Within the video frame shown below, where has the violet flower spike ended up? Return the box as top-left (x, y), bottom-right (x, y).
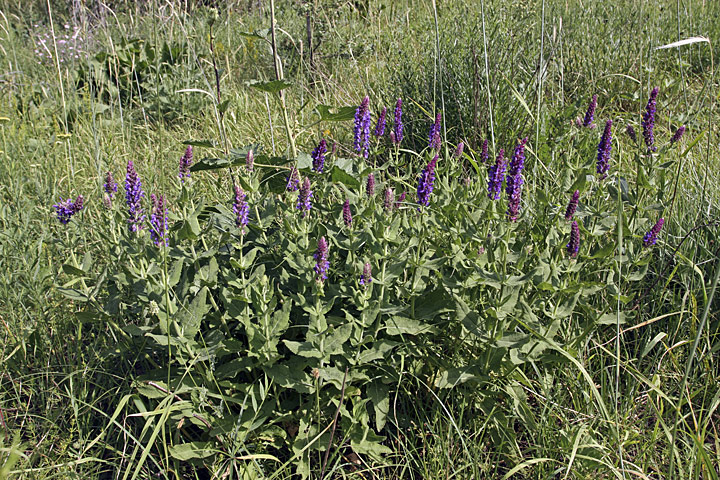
top-left (384, 187), bottom-right (395, 212)
top-left (233, 185), bottom-right (250, 233)
top-left (366, 173), bottom-right (376, 197)
top-left (125, 159), bottom-right (145, 232)
top-left (643, 218), bottom-right (664, 247)
top-left (567, 221), bottom-right (580, 258)
top-left (311, 139), bottom-right (327, 173)
top-left (53, 195), bottom-right (84, 224)
top-left (596, 120), bottom-right (612, 179)
top-left (246, 149), bottom-right (254, 172)
top-left (374, 106), bottom-right (387, 137)
top-left (671, 125), bottom-right (686, 144)
top-left (359, 262), bottom-right (372, 286)
top-left (353, 96), bottom-right (371, 158)
top-left (454, 141), bottom-right (465, 161)
top-left (297, 177), bottom-right (313, 218)
top-left (395, 191), bottom-right (406, 209)
top-left (104, 171), bottom-right (118, 198)
top-left (480, 139), bottom-right (489, 164)
top-left (342, 199), bottom-right (352, 227)
top-left (505, 137), bottom-right (528, 222)
top-left (626, 124), bottom-right (637, 143)
top-left (417, 155), bottom-right (438, 207)
top-left (179, 145), bottom-right (193, 182)
top-left (313, 236), bottom-right (330, 282)
top-left (583, 94), bottom-right (597, 128)
top-left (564, 190), bottom-right (580, 221)
top-left (286, 166), bottom-right (300, 191)
top-left (149, 194), bottom-right (168, 246)
top-left (428, 113), bottom-right (442, 150)
top-left (642, 87), bottom-right (659, 152)
top-left (393, 98), bottom-right (404, 144)
top-left (487, 148), bottom-right (506, 200)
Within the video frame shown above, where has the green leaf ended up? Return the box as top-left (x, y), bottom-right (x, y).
top-left (190, 156), bottom-right (231, 172)
top-left (182, 139), bottom-right (216, 148)
top-left (248, 79), bottom-right (293, 94)
top-left (57, 288), bottom-right (90, 303)
top-left (62, 264), bottom-right (87, 277)
top-left (315, 104), bottom-right (357, 122)
top-left (385, 317), bottom-right (434, 336)
top-left (330, 165), bottom-right (361, 189)
top-left (169, 442), bottom-right (215, 460)
top-left (368, 381), bottom-right (390, 431)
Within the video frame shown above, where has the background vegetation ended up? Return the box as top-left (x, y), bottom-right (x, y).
top-left (0, 0), bottom-right (719, 478)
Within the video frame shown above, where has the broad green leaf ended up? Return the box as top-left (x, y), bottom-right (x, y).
top-left (315, 104), bottom-right (357, 122)
top-left (248, 79), bottom-right (293, 94)
top-left (385, 317), bottom-right (434, 336)
top-left (169, 442), bottom-right (215, 460)
top-left (330, 165), bottom-right (360, 189)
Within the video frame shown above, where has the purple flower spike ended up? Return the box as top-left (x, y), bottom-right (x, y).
top-left (505, 137), bottom-right (528, 222)
top-left (374, 107), bottom-right (387, 137)
top-left (393, 98), bottom-right (404, 144)
top-left (246, 149), bottom-right (254, 172)
top-left (564, 190), bottom-right (580, 221)
top-left (179, 145), bottom-right (193, 182)
top-left (671, 126), bottom-right (686, 144)
top-left (395, 191), bottom-right (406, 209)
top-left (596, 120), bottom-right (613, 179)
top-left (354, 96), bottom-right (371, 158)
top-left (480, 139), bottom-right (489, 164)
top-left (366, 173), bottom-right (376, 197)
top-left (359, 262), bottom-right (372, 286)
top-left (314, 236), bottom-right (330, 282)
top-left (286, 166), bottom-right (300, 191)
top-left (454, 142), bottom-right (465, 160)
top-left (150, 194), bottom-right (168, 246)
top-left (233, 185), bottom-right (250, 233)
top-left (583, 95), bottom-right (597, 128)
top-left (417, 155), bottom-right (438, 207)
top-left (567, 221), bottom-right (580, 258)
top-left (125, 159), bottom-right (145, 232)
top-left (54, 195), bottom-right (84, 224)
top-left (428, 113), bottom-right (442, 150)
top-left (487, 148), bottom-right (506, 200)
top-left (311, 139), bottom-right (327, 173)
top-left (343, 199), bottom-right (352, 227)
top-left (642, 87), bottom-right (659, 152)
top-left (104, 171), bottom-right (118, 198)
top-left (626, 124), bottom-right (637, 143)
top-left (297, 177), bottom-right (313, 218)
top-left (384, 187), bottom-right (395, 212)
top-left (643, 218), bottom-right (664, 247)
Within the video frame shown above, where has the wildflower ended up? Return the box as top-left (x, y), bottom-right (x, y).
top-left (395, 191), bottom-right (406, 209)
top-left (311, 139), bottom-right (327, 173)
top-left (343, 199), bottom-right (352, 227)
top-left (354, 96), bottom-right (371, 158)
top-left (564, 190), bottom-right (580, 221)
top-left (233, 185), bottom-right (250, 232)
top-left (643, 218), bottom-right (664, 247)
top-left (314, 236), bottom-right (330, 282)
top-left (487, 148), bottom-right (506, 200)
top-left (428, 113), bottom-right (442, 150)
top-left (125, 159), bottom-right (145, 232)
top-left (454, 141), bottom-right (465, 160)
top-left (642, 87), bottom-right (659, 152)
top-left (331, 141), bottom-right (338, 156)
top-left (286, 166), bottom-right (300, 191)
top-left (246, 149), bottom-right (254, 172)
top-left (374, 106), bottom-right (387, 137)
top-left (149, 194), bottom-right (168, 246)
top-left (417, 154), bottom-right (438, 207)
top-left (297, 177), bottom-right (313, 217)
top-left (596, 120), bottom-right (612, 179)
top-left (626, 124), bottom-right (637, 143)
top-left (480, 139), bottom-right (489, 164)
top-left (393, 98), bottom-right (404, 144)
top-left (54, 195), bottom-right (84, 224)
top-left (383, 187), bottom-right (395, 212)
top-left (505, 137), bottom-right (528, 222)
top-left (104, 171), bottom-right (118, 198)
top-left (583, 94), bottom-right (597, 128)
top-left (366, 173), bottom-right (376, 197)
top-left (359, 262), bottom-right (372, 286)
top-left (179, 145), bottom-right (193, 182)
top-left (567, 221), bottom-right (580, 258)
top-left (671, 125), bottom-right (686, 144)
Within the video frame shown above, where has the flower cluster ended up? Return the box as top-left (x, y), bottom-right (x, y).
top-left (583, 94), bottom-right (597, 128)
top-left (642, 87), bottom-right (659, 152)
top-left (311, 139), bottom-right (327, 173)
top-left (671, 126), bottom-right (686, 144)
top-left (359, 262), bottom-right (372, 286)
top-left (246, 150), bottom-right (254, 172)
top-left (567, 221), bottom-right (580, 258)
top-left (297, 177), bottom-right (313, 217)
top-left (417, 155), bottom-right (438, 207)
top-left (428, 113), bottom-right (442, 150)
top-left (392, 98), bottom-right (404, 145)
top-left (125, 160), bottom-right (145, 232)
top-left (564, 190), bottom-right (580, 221)
top-left (104, 171), bottom-right (118, 201)
top-left (643, 218), bottom-right (664, 247)
top-left (354, 96), bottom-right (371, 158)
top-left (234, 185), bottom-right (250, 232)
top-left (374, 107), bottom-right (387, 137)
top-left (626, 124), bottom-right (637, 143)
top-left (383, 187), bottom-right (395, 212)
top-left (480, 139), bottom-right (489, 164)
top-left (366, 173), bottom-right (376, 197)
top-left (314, 236), bottom-right (330, 282)
top-left (505, 137), bottom-right (527, 221)
top-left (149, 194), bottom-right (168, 246)
top-left (179, 146), bottom-right (193, 182)
top-left (454, 142), bottom-right (465, 161)
top-left (286, 167), bottom-right (300, 191)
top-left (487, 149), bottom-right (506, 200)
top-left (33, 23), bottom-right (85, 65)
top-left (53, 195), bottom-right (84, 224)
top-left (396, 191), bottom-right (406, 209)
top-left (596, 120), bottom-right (612, 179)
top-left (343, 199), bottom-right (352, 227)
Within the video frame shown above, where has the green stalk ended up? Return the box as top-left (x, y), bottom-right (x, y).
top-left (269, 0), bottom-right (298, 159)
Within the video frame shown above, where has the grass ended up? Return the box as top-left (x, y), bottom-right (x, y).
top-left (1, 0), bottom-right (720, 478)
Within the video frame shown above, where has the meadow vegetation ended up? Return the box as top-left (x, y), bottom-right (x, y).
top-left (1, 0), bottom-right (719, 478)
